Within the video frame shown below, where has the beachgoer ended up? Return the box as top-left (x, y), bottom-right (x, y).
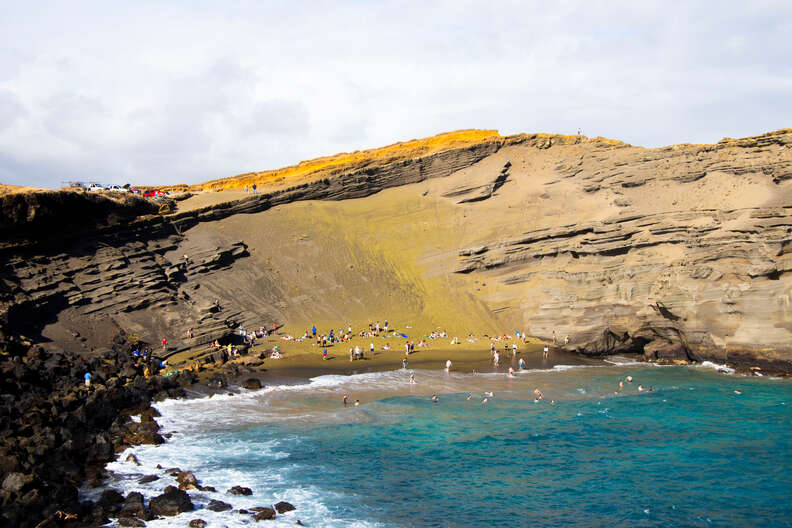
top-left (405, 342), bottom-right (410, 356)
top-left (619, 380), bottom-right (624, 390)
top-left (161, 338), bottom-right (168, 350)
top-left (482, 397), bottom-right (488, 404)
top-left (349, 348), bottom-right (354, 361)
top-left (552, 331), bottom-right (557, 344)
top-left (384, 321), bottom-right (389, 332)
top-left (508, 367), bottom-right (514, 377)
top-left (543, 346), bottom-right (549, 359)
top-left (343, 394), bottom-right (348, 406)
top-left (734, 390), bottom-right (742, 395)
top-left (467, 393), bottom-right (472, 401)
top-left (312, 326), bottom-right (316, 337)
top-left (370, 342), bottom-right (374, 355)
top-left (446, 359), bottom-right (452, 371)
top-left (354, 400), bottom-right (360, 406)
top-left (512, 343), bottom-right (517, 354)
top-left (252, 183), bottom-right (257, 194)
top-left (534, 388), bottom-right (543, 401)
top-left (638, 385), bottom-right (644, 392)
top-left (403, 358), bottom-right (408, 369)
top-left (626, 375), bottom-right (633, 383)
top-left (84, 372), bottom-right (91, 388)
top-left (409, 372), bottom-right (416, 384)
top-left (519, 358), bottom-right (525, 369)
top-left (187, 327), bottom-right (193, 339)
top-left (494, 351), bottom-right (499, 366)
top-left (322, 347), bottom-right (328, 360)
top-left (431, 394), bottom-right (438, 403)
top-left (564, 335), bottom-right (569, 345)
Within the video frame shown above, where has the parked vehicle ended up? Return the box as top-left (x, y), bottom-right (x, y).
top-left (87, 183), bottom-right (104, 191)
top-left (105, 185), bottom-right (128, 192)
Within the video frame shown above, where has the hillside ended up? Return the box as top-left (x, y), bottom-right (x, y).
top-left (1, 128), bottom-right (791, 371)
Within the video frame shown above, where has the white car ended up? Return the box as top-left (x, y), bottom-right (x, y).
top-left (105, 185), bottom-right (128, 192)
top-left (87, 183), bottom-right (104, 191)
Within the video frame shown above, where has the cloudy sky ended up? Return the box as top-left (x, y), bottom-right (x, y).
top-left (0, 1), bottom-right (789, 188)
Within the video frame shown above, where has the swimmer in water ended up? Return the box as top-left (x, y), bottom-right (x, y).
top-left (619, 380), bottom-right (624, 390)
top-left (409, 372), bottom-right (416, 384)
top-left (550, 400), bottom-right (555, 405)
top-left (508, 367), bottom-right (514, 377)
top-left (354, 400), bottom-right (360, 406)
top-left (484, 391), bottom-right (494, 397)
top-left (482, 397), bottom-right (488, 404)
top-left (466, 393), bottom-right (472, 401)
top-left (431, 394), bottom-right (439, 403)
top-left (534, 388), bottom-right (543, 401)
top-left (638, 385), bottom-right (644, 392)
top-left (734, 390), bottom-right (742, 395)
top-left (342, 394), bottom-right (348, 406)
top-left (626, 375), bottom-right (633, 383)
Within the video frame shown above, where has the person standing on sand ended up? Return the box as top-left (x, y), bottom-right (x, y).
top-left (252, 184), bottom-right (257, 194)
top-left (494, 351), bottom-right (499, 366)
top-left (405, 342), bottom-right (410, 356)
top-left (370, 342), bottom-right (374, 355)
top-left (322, 347), bottom-right (328, 360)
top-left (403, 358), bottom-right (408, 369)
top-left (446, 359), bottom-right (452, 371)
top-left (519, 357), bottom-right (526, 370)
top-left (543, 345), bottom-right (549, 359)
top-left (343, 394), bottom-right (348, 406)
top-left (312, 326), bottom-right (316, 338)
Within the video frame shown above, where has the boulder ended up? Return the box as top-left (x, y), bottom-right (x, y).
top-left (189, 520), bottom-right (207, 528)
top-left (176, 471), bottom-right (199, 490)
top-left (138, 475), bottom-right (159, 484)
top-left (1, 472), bottom-right (36, 494)
top-left (254, 507), bottom-right (276, 520)
top-left (241, 378), bottom-right (262, 390)
top-left (94, 488), bottom-right (124, 514)
top-left (207, 499), bottom-right (233, 512)
top-left (274, 501), bottom-right (296, 513)
top-left (118, 517), bottom-right (147, 527)
top-left (119, 491), bottom-right (150, 520)
top-left (148, 486), bottom-right (194, 517)
top-left (227, 485), bottom-right (253, 496)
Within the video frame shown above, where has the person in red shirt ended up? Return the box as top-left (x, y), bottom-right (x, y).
top-left (161, 338), bottom-right (167, 350)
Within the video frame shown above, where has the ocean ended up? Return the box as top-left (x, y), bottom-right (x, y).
top-left (96, 362), bottom-right (792, 527)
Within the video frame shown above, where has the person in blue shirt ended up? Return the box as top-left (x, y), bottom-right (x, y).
top-left (84, 372), bottom-right (92, 388)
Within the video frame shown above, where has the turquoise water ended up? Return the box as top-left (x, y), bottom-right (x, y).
top-left (106, 366), bottom-right (792, 527)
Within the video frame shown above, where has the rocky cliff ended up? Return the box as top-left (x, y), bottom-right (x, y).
top-left (1, 129), bottom-right (790, 371)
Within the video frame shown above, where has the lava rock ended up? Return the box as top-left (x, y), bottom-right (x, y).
top-left (148, 486), bottom-right (194, 517)
top-left (227, 485), bottom-right (253, 496)
top-left (189, 520), bottom-right (207, 528)
top-left (207, 499), bottom-right (233, 512)
top-left (274, 501), bottom-right (296, 514)
top-left (138, 475), bottom-right (159, 484)
top-left (241, 378), bottom-right (262, 390)
top-left (119, 491), bottom-right (150, 520)
top-left (118, 517), bottom-right (147, 527)
top-left (254, 507), bottom-right (276, 520)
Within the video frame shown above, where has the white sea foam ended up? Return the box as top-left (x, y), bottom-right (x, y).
top-left (697, 361), bottom-right (736, 374)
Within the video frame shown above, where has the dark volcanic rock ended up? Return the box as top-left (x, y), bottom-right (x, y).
top-left (118, 517), bottom-right (147, 527)
top-left (274, 501), bottom-right (296, 513)
top-left (148, 486), bottom-right (194, 517)
top-left (227, 485), bottom-right (253, 496)
top-left (207, 499), bottom-right (233, 512)
top-left (254, 507), bottom-right (276, 520)
top-left (189, 520), bottom-right (207, 528)
top-left (118, 491), bottom-right (150, 521)
top-left (138, 475), bottom-right (159, 484)
top-left (241, 378), bottom-right (262, 390)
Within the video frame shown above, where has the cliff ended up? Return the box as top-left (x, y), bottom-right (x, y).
top-left (1, 128), bottom-right (791, 371)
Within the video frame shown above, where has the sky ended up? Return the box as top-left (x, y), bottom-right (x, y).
top-left (0, 1), bottom-right (789, 189)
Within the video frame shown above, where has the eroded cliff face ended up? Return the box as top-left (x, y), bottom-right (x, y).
top-left (1, 129), bottom-right (790, 369)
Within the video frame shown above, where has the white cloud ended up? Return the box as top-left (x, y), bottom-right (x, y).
top-left (0, 0), bottom-right (789, 188)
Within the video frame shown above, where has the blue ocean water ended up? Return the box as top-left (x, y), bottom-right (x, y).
top-left (104, 365), bottom-right (792, 528)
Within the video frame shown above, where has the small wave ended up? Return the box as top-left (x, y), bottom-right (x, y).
top-left (697, 361), bottom-right (735, 374)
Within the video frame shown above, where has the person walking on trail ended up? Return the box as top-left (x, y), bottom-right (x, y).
top-left (252, 184), bottom-right (257, 194)
top-left (84, 372), bottom-right (91, 388)
top-left (161, 338), bottom-right (168, 351)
